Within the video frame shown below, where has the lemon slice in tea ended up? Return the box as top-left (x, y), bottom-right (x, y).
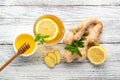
top-left (36, 18), bottom-right (58, 42)
top-left (34, 15), bottom-right (64, 44)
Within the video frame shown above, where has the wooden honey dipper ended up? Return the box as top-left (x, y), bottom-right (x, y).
top-left (0, 42), bottom-right (30, 71)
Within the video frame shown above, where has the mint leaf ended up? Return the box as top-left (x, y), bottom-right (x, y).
top-left (78, 42), bottom-right (84, 48)
top-left (39, 37), bottom-right (44, 44)
top-left (43, 35), bottom-right (49, 38)
top-left (71, 42), bottom-right (78, 47)
top-left (80, 37), bottom-right (86, 41)
top-left (34, 35), bottom-right (40, 42)
top-left (34, 34), bottom-right (49, 44)
top-left (65, 45), bottom-right (82, 57)
top-left (64, 37), bottom-right (87, 57)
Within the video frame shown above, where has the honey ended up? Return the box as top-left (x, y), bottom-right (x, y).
top-left (14, 34), bottom-right (36, 56)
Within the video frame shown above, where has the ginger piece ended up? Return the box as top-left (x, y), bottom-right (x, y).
top-left (54, 50), bottom-right (62, 64)
top-left (63, 32), bottom-right (74, 45)
top-left (63, 18), bottom-right (103, 62)
top-left (47, 52), bottom-right (57, 64)
top-left (63, 51), bottom-right (74, 63)
top-left (44, 56), bottom-right (55, 68)
top-left (44, 50), bottom-right (62, 68)
top-left (73, 18), bottom-right (102, 41)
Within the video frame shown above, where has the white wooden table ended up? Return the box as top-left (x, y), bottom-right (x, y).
top-left (0, 0), bottom-right (120, 80)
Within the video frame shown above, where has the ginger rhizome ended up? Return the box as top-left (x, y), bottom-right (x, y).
top-left (63, 18), bottom-right (103, 62)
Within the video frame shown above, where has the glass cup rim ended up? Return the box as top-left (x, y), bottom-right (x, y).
top-left (33, 14), bottom-right (65, 44)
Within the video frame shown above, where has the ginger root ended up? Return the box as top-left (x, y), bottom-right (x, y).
top-left (63, 18), bottom-right (103, 62)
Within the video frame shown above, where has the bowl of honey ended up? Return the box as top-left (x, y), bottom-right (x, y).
top-left (13, 33), bottom-right (37, 57)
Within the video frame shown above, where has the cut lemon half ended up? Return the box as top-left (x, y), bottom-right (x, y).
top-left (35, 18), bottom-right (59, 42)
top-left (87, 46), bottom-right (106, 65)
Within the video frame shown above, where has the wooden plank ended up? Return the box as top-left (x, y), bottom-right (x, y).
top-left (0, 0), bottom-right (120, 6)
top-left (0, 6), bottom-right (119, 19)
top-left (0, 19), bottom-right (120, 44)
top-left (0, 6), bottom-right (120, 43)
top-left (0, 44), bottom-right (120, 79)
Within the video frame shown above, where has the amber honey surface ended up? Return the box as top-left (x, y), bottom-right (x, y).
top-left (14, 34), bottom-right (36, 56)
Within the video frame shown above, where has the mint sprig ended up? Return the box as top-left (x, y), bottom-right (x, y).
top-left (65, 37), bottom-right (86, 57)
top-left (34, 34), bottom-right (49, 44)
top-left (65, 45), bottom-right (82, 57)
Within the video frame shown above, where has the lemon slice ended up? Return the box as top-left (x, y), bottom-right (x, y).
top-left (35, 18), bottom-right (59, 42)
top-left (87, 46), bottom-right (106, 65)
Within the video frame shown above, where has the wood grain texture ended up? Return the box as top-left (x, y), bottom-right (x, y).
top-left (0, 0), bottom-right (120, 80)
top-left (0, 6), bottom-right (120, 44)
top-left (0, 0), bottom-right (120, 6)
top-left (0, 44), bottom-right (120, 80)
